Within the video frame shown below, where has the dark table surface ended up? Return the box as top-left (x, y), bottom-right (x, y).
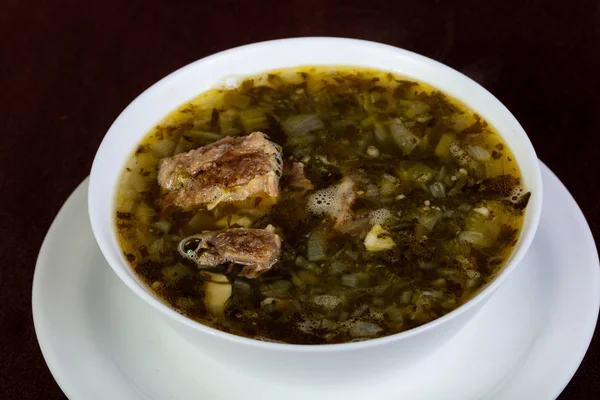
top-left (1, 0), bottom-right (599, 398)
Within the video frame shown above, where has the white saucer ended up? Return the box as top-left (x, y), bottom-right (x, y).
top-left (33, 162), bottom-right (599, 400)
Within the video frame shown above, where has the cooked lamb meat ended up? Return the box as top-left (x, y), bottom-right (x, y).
top-left (178, 225), bottom-right (282, 278)
top-left (158, 132), bottom-right (282, 210)
top-left (286, 162), bottom-right (314, 194)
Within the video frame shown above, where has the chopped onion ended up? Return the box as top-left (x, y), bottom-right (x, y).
top-left (233, 278), bottom-right (252, 294)
top-left (418, 209), bottom-right (443, 231)
top-left (400, 290), bottom-right (413, 304)
top-left (282, 114), bottom-right (325, 136)
top-left (307, 231), bottom-right (327, 261)
top-left (467, 145), bottom-right (491, 161)
top-left (341, 273), bottom-right (368, 287)
top-left (151, 220), bottom-right (171, 233)
top-left (240, 108), bottom-right (268, 132)
top-left (351, 304), bottom-right (369, 317)
top-left (128, 171), bottom-right (150, 193)
top-left (458, 231), bottom-right (489, 247)
top-left (399, 99), bottom-right (431, 119)
top-left (151, 140), bottom-right (176, 158)
top-left (135, 202), bottom-right (157, 224)
top-left (329, 260), bottom-right (351, 274)
top-left (388, 119), bottom-right (420, 155)
top-left (218, 110), bottom-right (241, 136)
top-left (312, 295), bottom-right (342, 310)
top-left (429, 182), bottom-right (446, 199)
top-left (385, 306), bottom-right (405, 322)
top-left (436, 165), bottom-right (448, 181)
top-left (350, 321), bottom-right (382, 337)
top-left (260, 280), bottom-right (293, 297)
top-left (466, 270), bottom-right (481, 281)
top-left (148, 237), bottom-right (167, 260)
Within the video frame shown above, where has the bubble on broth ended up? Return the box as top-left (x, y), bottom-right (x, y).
top-left (369, 208), bottom-right (393, 225)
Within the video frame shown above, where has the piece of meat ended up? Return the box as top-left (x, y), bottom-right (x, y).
top-left (178, 225), bottom-right (282, 278)
top-left (286, 162), bottom-right (314, 194)
top-left (158, 132), bottom-right (282, 210)
top-left (331, 178), bottom-right (357, 229)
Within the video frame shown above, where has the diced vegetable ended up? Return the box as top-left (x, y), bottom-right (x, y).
top-left (366, 145), bottom-right (380, 157)
top-left (224, 92), bottom-right (252, 109)
top-left (135, 202), bottom-right (156, 225)
top-left (398, 99), bottom-right (431, 120)
top-left (429, 182), bottom-right (446, 199)
top-left (468, 145), bottom-right (491, 161)
top-left (281, 114), bottom-right (325, 136)
top-left (400, 290), bottom-right (413, 304)
top-left (218, 110), bottom-right (241, 136)
top-left (204, 280), bottom-right (232, 316)
top-left (216, 214), bottom-right (254, 229)
top-left (350, 321), bottom-right (382, 337)
top-left (307, 230), bottom-right (327, 261)
top-left (485, 159), bottom-right (505, 178)
top-left (388, 119), bottom-right (420, 155)
top-left (260, 280), bottom-right (293, 297)
top-left (148, 237), bottom-right (168, 261)
top-left (434, 133), bottom-right (456, 161)
top-left (451, 112), bottom-right (477, 133)
top-left (186, 211), bottom-right (216, 232)
top-left (240, 108), bottom-right (268, 132)
top-left (379, 174), bottom-right (399, 196)
top-left (291, 268), bottom-right (320, 286)
top-left (397, 162), bottom-right (436, 186)
top-left (233, 278), bottom-right (252, 295)
top-left (418, 209), bottom-right (443, 231)
top-left (186, 130), bottom-right (222, 143)
top-left (329, 259), bottom-right (352, 274)
top-left (341, 273), bottom-right (369, 287)
top-left (364, 224), bottom-right (396, 251)
top-left (176, 297), bottom-right (196, 309)
top-left (199, 271), bottom-right (230, 283)
top-left (312, 295), bottom-right (343, 310)
top-left (151, 220), bottom-right (171, 234)
top-left (373, 122), bottom-right (389, 144)
top-left (151, 140), bottom-right (176, 158)
top-left (458, 231), bottom-right (491, 247)
top-left (162, 263), bottom-right (192, 282)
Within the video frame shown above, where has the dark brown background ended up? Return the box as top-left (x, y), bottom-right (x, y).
top-left (1, 0), bottom-right (598, 398)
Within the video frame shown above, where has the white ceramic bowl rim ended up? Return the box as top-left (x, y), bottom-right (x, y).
top-left (89, 37), bottom-right (543, 352)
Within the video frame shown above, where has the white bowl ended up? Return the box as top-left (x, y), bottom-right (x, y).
top-left (88, 37), bottom-right (543, 383)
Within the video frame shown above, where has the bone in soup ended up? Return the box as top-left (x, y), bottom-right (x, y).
top-left (115, 67), bottom-right (530, 344)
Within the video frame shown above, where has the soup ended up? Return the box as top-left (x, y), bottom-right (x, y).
top-left (115, 67), bottom-right (530, 344)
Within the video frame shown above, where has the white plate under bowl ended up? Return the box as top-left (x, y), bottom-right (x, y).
top-left (33, 162), bottom-right (599, 400)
